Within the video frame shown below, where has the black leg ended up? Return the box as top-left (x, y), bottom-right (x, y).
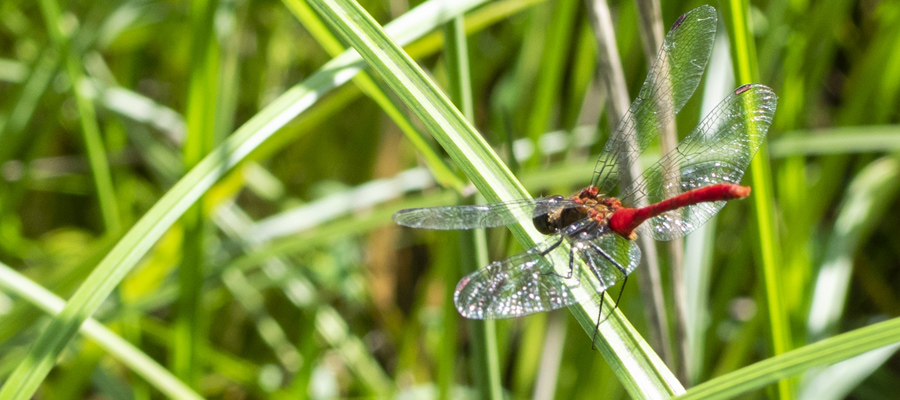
top-left (539, 236), bottom-right (564, 256)
top-left (548, 222), bottom-right (598, 279)
top-left (587, 242), bottom-right (630, 326)
top-left (540, 244), bottom-right (579, 280)
top-left (538, 236), bottom-right (571, 279)
top-left (538, 220), bottom-right (597, 279)
top-left (566, 245), bottom-right (576, 279)
top-left (598, 275), bottom-right (627, 326)
top-left (591, 290), bottom-right (605, 350)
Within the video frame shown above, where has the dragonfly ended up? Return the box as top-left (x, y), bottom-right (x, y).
top-left (393, 5), bottom-right (777, 340)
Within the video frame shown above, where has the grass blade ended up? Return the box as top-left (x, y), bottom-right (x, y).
top-left (282, 0), bottom-right (465, 192)
top-left (0, 1), bottom-right (487, 397)
top-left (720, 1), bottom-right (793, 397)
top-left (174, 0), bottom-right (220, 384)
top-left (675, 317), bottom-right (900, 400)
top-left (0, 263), bottom-right (202, 400)
top-left (584, 0), bottom-right (673, 371)
top-left (440, 14), bottom-right (498, 400)
top-left (307, 0), bottom-right (681, 397)
top-left (769, 126), bottom-right (900, 157)
top-left (39, 0), bottom-right (120, 232)
top-left (806, 157), bottom-right (900, 339)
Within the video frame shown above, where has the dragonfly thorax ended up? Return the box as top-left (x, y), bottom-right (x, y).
top-left (532, 189), bottom-right (623, 235)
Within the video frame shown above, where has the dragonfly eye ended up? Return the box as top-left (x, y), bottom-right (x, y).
top-left (532, 213), bottom-right (557, 235)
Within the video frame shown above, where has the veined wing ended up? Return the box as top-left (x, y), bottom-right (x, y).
top-left (454, 222), bottom-right (641, 319)
top-left (620, 84), bottom-right (778, 241)
top-left (393, 196), bottom-right (583, 230)
top-left (592, 5), bottom-right (717, 193)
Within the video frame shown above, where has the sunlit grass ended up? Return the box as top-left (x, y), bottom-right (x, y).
top-left (0, 0), bottom-right (899, 398)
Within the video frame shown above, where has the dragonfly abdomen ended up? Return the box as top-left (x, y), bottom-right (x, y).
top-left (609, 183), bottom-right (751, 239)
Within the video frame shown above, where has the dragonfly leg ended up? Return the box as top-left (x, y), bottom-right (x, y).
top-left (599, 275), bottom-right (628, 326)
top-left (538, 236), bottom-right (564, 256)
top-left (541, 221), bottom-right (600, 279)
top-left (587, 242), bottom-right (629, 326)
top-left (539, 241), bottom-right (582, 281)
top-left (591, 291), bottom-right (605, 350)
top-left (537, 237), bottom-right (578, 280)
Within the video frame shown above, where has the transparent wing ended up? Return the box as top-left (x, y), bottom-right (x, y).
top-left (592, 5), bottom-right (717, 193)
top-left (453, 233), bottom-right (576, 319)
top-left (577, 233), bottom-right (642, 293)
top-left (393, 196), bottom-right (583, 230)
top-left (620, 84), bottom-right (778, 241)
top-left (454, 223), bottom-right (641, 319)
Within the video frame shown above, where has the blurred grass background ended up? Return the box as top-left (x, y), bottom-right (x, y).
top-left (1, 0), bottom-right (900, 398)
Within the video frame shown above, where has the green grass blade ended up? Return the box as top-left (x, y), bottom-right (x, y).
top-left (0, 263), bottom-right (202, 400)
top-left (584, 0), bottom-right (673, 372)
top-left (0, 50), bottom-right (58, 163)
top-left (459, 225), bottom-right (504, 399)
top-left (308, 0), bottom-right (526, 205)
top-left (807, 157), bottom-right (900, 338)
top-left (174, 0), bottom-right (220, 385)
top-left (769, 126), bottom-right (900, 157)
top-left (675, 317), bottom-right (900, 400)
top-left (307, 0), bottom-right (681, 397)
top-left (39, 0), bottom-right (120, 232)
top-left (282, 0), bottom-right (466, 192)
top-left (0, 1), bottom-right (485, 397)
top-left (215, 204), bottom-right (392, 393)
top-left (524, 0), bottom-right (577, 151)
top-left (444, 14), bottom-right (503, 399)
top-left (439, 15), bottom-right (487, 400)
top-left (720, 1), bottom-right (792, 398)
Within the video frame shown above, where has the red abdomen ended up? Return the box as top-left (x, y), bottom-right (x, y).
top-left (609, 183), bottom-right (751, 238)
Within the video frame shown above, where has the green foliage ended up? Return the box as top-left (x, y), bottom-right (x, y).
top-left (0, 0), bottom-right (899, 398)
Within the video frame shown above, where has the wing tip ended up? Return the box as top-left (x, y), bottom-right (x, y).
top-left (734, 83), bottom-right (776, 97)
top-left (670, 5), bottom-right (717, 31)
top-left (391, 209), bottom-right (411, 226)
top-left (453, 276), bottom-right (483, 319)
top-left (671, 12), bottom-right (689, 30)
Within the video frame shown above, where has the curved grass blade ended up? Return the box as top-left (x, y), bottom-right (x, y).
top-left (0, 263), bottom-right (202, 400)
top-left (807, 157), bottom-right (900, 339)
top-left (769, 126), bottom-right (900, 157)
top-left (282, 0), bottom-right (465, 192)
top-left (675, 317), bottom-right (900, 400)
top-left (306, 0), bottom-right (682, 397)
top-left (0, 1), bottom-right (489, 398)
top-left (719, 1), bottom-right (792, 398)
top-left (441, 14), bottom-right (503, 400)
top-left (39, 0), bottom-right (120, 232)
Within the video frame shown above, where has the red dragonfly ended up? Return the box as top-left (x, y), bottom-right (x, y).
top-left (394, 6), bottom-right (776, 330)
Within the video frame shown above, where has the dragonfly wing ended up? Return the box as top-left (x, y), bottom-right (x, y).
top-left (622, 84), bottom-right (778, 241)
top-left (454, 233), bottom-right (578, 319)
top-left (393, 197), bottom-right (582, 230)
top-left (577, 234), bottom-right (642, 294)
top-left (454, 223), bottom-right (641, 320)
top-left (592, 5), bottom-right (718, 193)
